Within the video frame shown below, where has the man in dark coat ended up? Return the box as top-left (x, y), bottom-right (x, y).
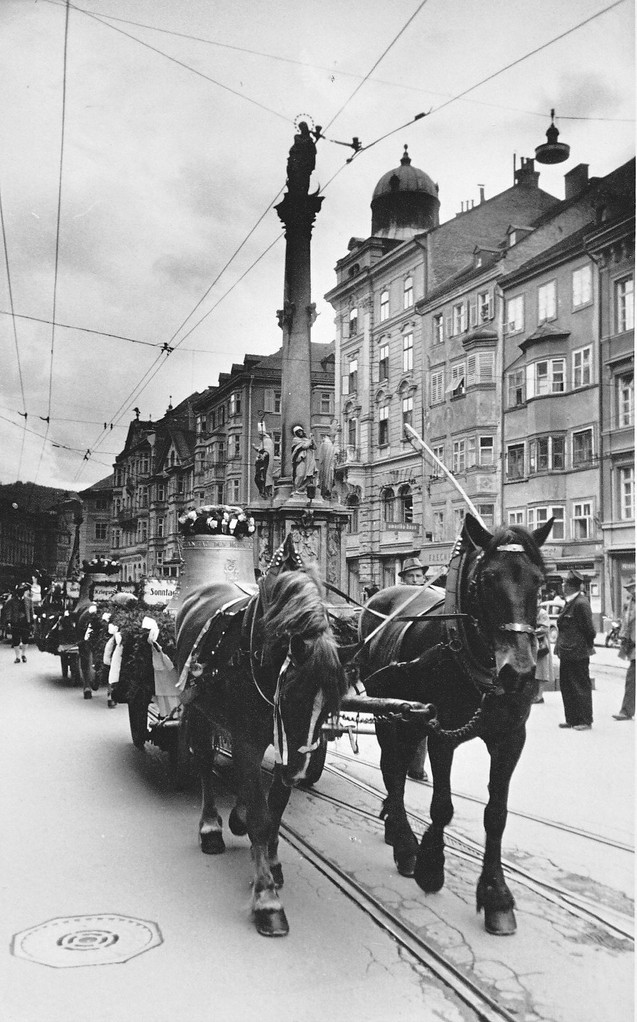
top-left (555, 570), bottom-right (597, 730)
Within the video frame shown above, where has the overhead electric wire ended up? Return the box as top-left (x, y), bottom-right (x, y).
top-left (28, 0), bottom-right (633, 488)
top-left (0, 181), bottom-right (28, 480)
top-left (28, 0), bottom-right (71, 505)
top-left (58, 1), bottom-right (633, 125)
top-left (59, 1), bottom-right (292, 126)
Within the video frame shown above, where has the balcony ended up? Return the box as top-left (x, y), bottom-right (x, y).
top-left (336, 446), bottom-right (361, 468)
top-left (118, 508), bottom-right (138, 526)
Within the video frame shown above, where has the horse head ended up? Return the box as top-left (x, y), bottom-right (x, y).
top-left (261, 562), bottom-right (349, 785)
top-left (463, 513), bottom-right (553, 691)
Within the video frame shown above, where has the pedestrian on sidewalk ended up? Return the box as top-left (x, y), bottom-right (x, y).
top-left (533, 598), bottom-right (554, 703)
top-left (7, 583), bottom-right (32, 664)
top-left (555, 570), bottom-right (596, 730)
top-left (613, 578), bottom-right (635, 721)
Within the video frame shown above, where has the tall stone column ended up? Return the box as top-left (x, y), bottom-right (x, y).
top-left (252, 123), bottom-right (348, 587)
top-left (275, 123), bottom-right (323, 484)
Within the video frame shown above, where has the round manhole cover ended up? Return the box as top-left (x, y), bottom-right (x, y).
top-left (12, 914), bottom-right (162, 968)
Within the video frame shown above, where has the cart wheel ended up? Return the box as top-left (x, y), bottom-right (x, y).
top-left (169, 717), bottom-right (193, 790)
top-left (128, 692), bottom-right (151, 748)
top-left (60, 653), bottom-right (69, 681)
top-left (297, 733), bottom-right (327, 788)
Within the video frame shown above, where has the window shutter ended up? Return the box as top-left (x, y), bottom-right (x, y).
top-left (342, 375), bottom-right (349, 395)
top-left (466, 355), bottom-right (477, 386)
top-left (445, 314), bottom-right (453, 337)
top-left (469, 300), bottom-right (478, 327)
top-left (487, 292), bottom-right (494, 319)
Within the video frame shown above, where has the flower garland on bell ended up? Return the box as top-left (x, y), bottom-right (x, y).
top-left (81, 556), bottom-right (121, 575)
top-left (178, 504), bottom-right (256, 539)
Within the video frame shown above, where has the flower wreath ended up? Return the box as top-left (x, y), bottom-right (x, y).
top-left (178, 504), bottom-right (256, 539)
top-left (82, 556), bottom-right (121, 575)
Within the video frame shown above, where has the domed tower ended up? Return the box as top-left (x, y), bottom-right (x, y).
top-left (371, 146), bottom-right (440, 240)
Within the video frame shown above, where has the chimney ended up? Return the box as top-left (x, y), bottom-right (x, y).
top-left (564, 163), bottom-right (589, 200)
top-left (515, 157), bottom-right (540, 189)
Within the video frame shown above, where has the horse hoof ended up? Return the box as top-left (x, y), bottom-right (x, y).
top-left (83, 690), bottom-right (92, 700)
top-left (395, 854), bottom-right (416, 878)
top-left (254, 908), bottom-right (289, 937)
top-left (270, 863), bottom-right (284, 889)
top-left (413, 866), bottom-right (444, 893)
top-left (228, 807), bottom-right (248, 836)
top-left (483, 907), bottom-right (517, 935)
top-left (200, 831), bottom-right (225, 855)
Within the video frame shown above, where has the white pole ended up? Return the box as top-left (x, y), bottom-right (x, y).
top-left (404, 423), bottom-right (486, 527)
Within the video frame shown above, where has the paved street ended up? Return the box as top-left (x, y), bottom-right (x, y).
top-left (1, 640), bottom-right (633, 1022)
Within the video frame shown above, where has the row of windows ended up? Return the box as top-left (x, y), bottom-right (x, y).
top-left (432, 289), bottom-right (495, 344)
top-left (347, 277), bottom-right (416, 338)
top-left (506, 348), bottom-right (595, 406)
top-left (506, 269), bottom-right (633, 334)
top-left (510, 471), bottom-right (634, 528)
top-left (197, 391), bottom-right (332, 432)
top-left (343, 336), bottom-right (414, 395)
top-left (506, 428), bottom-right (598, 478)
top-left (429, 352), bottom-right (495, 403)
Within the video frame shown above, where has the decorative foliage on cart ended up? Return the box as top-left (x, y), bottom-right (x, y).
top-left (178, 504), bottom-right (255, 538)
top-left (92, 603), bottom-right (177, 704)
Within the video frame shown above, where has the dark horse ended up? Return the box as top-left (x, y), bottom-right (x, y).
top-left (360, 513), bottom-right (553, 935)
top-left (175, 538), bottom-right (349, 937)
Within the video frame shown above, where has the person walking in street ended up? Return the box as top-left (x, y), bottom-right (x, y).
top-left (555, 570), bottom-right (596, 730)
top-left (398, 556), bottom-right (431, 780)
top-left (7, 583), bottom-right (32, 664)
top-left (613, 578), bottom-right (635, 721)
top-left (533, 598), bottom-right (554, 704)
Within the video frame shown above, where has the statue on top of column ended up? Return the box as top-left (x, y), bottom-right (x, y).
top-left (286, 122), bottom-right (316, 195)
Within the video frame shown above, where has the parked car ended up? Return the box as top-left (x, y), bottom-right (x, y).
top-left (540, 600), bottom-right (563, 645)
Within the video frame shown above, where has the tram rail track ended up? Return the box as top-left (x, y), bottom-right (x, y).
top-left (315, 758), bottom-right (634, 943)
top-left (328, 746), bottom-right (635, 854)
top-left (280, 819), bottom-right (523, 1022)
top-left (206, 744), bottom-right (632, 1020)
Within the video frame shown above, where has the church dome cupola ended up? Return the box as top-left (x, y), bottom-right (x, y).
top-left (371, 146), bottom-right (440, 239)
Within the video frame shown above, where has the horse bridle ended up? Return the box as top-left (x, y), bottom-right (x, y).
top-left (468, 543), bottom-right (538, 643)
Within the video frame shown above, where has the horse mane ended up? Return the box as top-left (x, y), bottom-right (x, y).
top-left (262, 564), bottom-right (347, 712)
top-left (483, 524), bottom-right (546, 573)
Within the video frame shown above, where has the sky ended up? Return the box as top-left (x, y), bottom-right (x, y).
top-left (0, 0), bottom-right (634, 492)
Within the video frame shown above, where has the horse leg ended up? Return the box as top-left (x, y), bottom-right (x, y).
top-left (377, 720), bottom-right (419, 877)
top-left (266, 764), bottom-right (293, 889)
top-left (234, 743), bottom-right (289, 937)
top-left (414, 737), bottom-right (454, 893)
top-left (476, 728), bottom-right (526, 935)
top-left (189, 708), bottom-right (225, 855)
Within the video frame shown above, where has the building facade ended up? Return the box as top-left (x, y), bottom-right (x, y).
top-left (325, 150), bottom-right (560, 597)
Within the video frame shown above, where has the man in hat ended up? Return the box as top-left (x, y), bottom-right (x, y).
top-left (613, 578), bottom-right (635, 721)
top-left (398, 555), bottom-right (430, 780)
top-left (398, 556), bottom-right (429, 587)
top-left (555, 570), bottom-right (597, 730)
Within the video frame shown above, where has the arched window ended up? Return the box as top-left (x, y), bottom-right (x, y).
top-left (383, 487), bottom-right (395, 523)
top-left (347, 494), bottom-right (359, 534)
top-left (347, 417), bottom-right (357, 448)
top-left (380, 290), bottom-right (389, 321)
top-left (349, 307), bottom-right (358, 336)
top-left (399, 484), bottom-right (413, 524)
top-left (404, 276), bottom-right (413, 309)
